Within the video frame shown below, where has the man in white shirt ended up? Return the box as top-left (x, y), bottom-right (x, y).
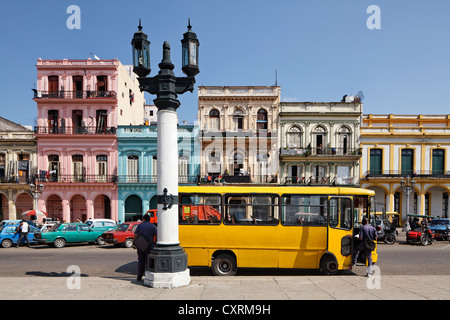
top-left (16, 219), bottom-right (30, 248)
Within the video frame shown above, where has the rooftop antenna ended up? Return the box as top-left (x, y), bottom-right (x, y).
top-left (275, 70), bottom-right (278, 86)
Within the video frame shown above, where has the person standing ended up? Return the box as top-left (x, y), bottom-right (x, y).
top-left (133, 214), bottom-right (157, 282)
top-left (352, 217), bottom-right (377, 277)
top-left (16, 219), bottom-right (30, 248)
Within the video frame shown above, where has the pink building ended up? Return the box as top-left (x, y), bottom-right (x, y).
top-left (33, 58), bottom-right (144, 222)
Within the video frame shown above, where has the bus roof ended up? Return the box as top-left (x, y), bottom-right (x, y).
top-left (178, 185), bottom-right (375, 196)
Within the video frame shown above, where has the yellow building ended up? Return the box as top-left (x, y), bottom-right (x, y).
top-left (360, 114), bottom-right (450, 224)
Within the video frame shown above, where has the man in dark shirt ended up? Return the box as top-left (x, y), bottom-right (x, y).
top-left (352, 217), bottom-right (377, 277)
top-left (133, 214), bottom-right (157, 282)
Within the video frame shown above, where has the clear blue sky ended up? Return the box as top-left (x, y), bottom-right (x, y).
top-left (1, 0), bottom-right (449, 127)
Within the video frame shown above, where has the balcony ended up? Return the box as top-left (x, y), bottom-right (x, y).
top-left (116, 175), bottom-right (199, 184)
top-left (363, 170), bottom-right (450, 179)
top-left (33, 90), bottom-right (117, 99)
top-left (36, 174), bottom-right (117, 183)
top-left (34, 126), bottom-right (117, 135)
top-left (280, 147), bottom-right (362, 157)
top-left (282, 176), bottom-right (356, 186)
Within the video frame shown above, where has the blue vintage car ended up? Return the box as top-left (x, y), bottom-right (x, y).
top-left (0, 224), bottom-right (40, 248)
top-left (429, 219), bottom-right (450, 240)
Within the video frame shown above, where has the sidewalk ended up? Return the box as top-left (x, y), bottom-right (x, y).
top-left (2, 273), bottom-right (450, 300)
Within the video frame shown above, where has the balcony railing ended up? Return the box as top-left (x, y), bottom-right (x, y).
top-left (363, 170), bottom-right (450, 178)
top-left (33, 90), bottom-right (117, 99)
top-left (36, 174), bottom-right (117, 183)
top-left (280, 147), bottom-right (362, 156)
top-left (34, 126), bottom-right (117, 135)
top-left (116, 175), bottom-right (199, 184)
top-left (282, 176), bottom-right (356, 186)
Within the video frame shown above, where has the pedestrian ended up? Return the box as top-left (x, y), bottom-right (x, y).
top-left (16, 219), bottom-right (30, 248)
top-left (133, 213), bottom-right (157, 282)
top-left (352, 217), bottom-right (377, 277)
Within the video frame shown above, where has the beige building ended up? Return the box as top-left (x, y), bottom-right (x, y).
top-left (279, 96), bottom-right (363, 186)
top-left (197, 86), bottom-right (280, 183)
top-left (0, 117), bottom-right (37, 220)
top-left (360, 114), bottom-right (450, 223)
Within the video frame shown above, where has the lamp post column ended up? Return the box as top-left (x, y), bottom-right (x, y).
top-left (131, 21), bottom-right (199, 288)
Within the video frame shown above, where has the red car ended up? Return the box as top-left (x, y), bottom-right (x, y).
top-left (101, 221), bottom-right (142, 248)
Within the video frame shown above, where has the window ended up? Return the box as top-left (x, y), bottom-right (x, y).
top-left (337, 126), bottom-right (351, 154)
top-left (370, 149), bottom-right (382, 175)
top-left (48, 76), bottom-right (59, 97)
top-left (209, 109), bottom-right (220, 130)
top-left (73, 76), bottom-right (83, 98)
top-left (336, 166), bottom-right (352, 185)
top-left (329, 197), bottom-right (352, 230)
top-left (127, 155), bottom-right (139, 183)
top-left (96, 155), bottom-right (108, 182)
top-left (287, 126), bottom-right (302, 148)
top-left (178, 155), bottom-right (189, 183)
top-left (401, 149), bottom-right (414, 175)
top-left (233, 109), bottom-right (245, 130)
top-left (224, 194), bottom-right (279, 225)
top-left (72, 155), bottom-right (83, 182)
top-left (63, 225), bottom-right (77, 231)
top-left (179, 194), bottom-right (221, 225)
top-left (282, 195), bottom-right (327, 226)
top-left (432, 149), bottom-right (445, 175)
top-left (256, 108), bottom-right (268, 130)
top-left (97, 75), bottom-right (107, 94)
top-left (96, 110), bottom-right (108, 133)
top-left (48, 155), bottom-right (60, 182)
top-left (313, 125), bottom-right (327, 154)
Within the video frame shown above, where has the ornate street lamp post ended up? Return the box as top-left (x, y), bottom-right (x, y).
top-left (400, 176), bottom-right (416, 221)
top-left (30, 182), bottom-right (44, 219)
top-left (131, 20), bottom-right (199, 288)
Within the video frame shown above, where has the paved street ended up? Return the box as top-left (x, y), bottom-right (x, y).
top-left (1, 231), bottom-right (450, 302)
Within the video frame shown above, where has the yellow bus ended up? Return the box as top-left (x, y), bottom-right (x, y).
top-left (178, 186), bottom-right (376, 275)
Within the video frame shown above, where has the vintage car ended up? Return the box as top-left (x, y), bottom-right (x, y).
top-left (101, 221), bottom-right (142, 248)
top-left (0, 223), bottom-right (40, 248)
top-left (84, 219), bottom-right (117, 232)
top-left (34, 223), bottom-right (105, 248)
top-left (428, 219), bottom-right (450, 241)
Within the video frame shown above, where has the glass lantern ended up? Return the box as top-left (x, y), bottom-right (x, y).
top-left (181, 19), bottom-right (199, 77)
top-left (131, 20), bottom-right (151, 77)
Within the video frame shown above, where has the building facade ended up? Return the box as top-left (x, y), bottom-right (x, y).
top-left (279, 98), bottom-right (362, 186)
top-left (0, 117), bottom-right (37, 220)
top-left (117, 124), bottom-right (200, 222)
top-left (33, 58), bottom-right (144, 222)
top-left (197, 86), bottom-right (280, 184)
top-left (360, 114), bottom-right (450, 223)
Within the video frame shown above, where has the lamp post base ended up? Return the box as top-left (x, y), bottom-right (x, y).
top-left (144, 269), bottom-right (190, 288)
top-left (144, 245), bottom-right (191, 288)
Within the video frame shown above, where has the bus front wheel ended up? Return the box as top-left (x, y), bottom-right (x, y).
top-left (212, 253), bottom-right (237, 276)
top-left (319, 254), bottom-right (339, 275)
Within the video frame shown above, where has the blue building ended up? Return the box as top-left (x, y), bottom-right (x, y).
top-left (117, 125), bottom-right (200, 222)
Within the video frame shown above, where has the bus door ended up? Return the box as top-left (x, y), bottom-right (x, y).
top-left (326, 197), bottom-right (353, 270)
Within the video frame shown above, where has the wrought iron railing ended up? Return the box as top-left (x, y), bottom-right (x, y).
top-left (33, 90), bottom-right (117, 99)
top-left (34, 126), bottom-right (117, 135)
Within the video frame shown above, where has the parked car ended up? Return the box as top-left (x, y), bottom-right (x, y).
top-left (34, 223), bottom-right (105, 248)
top-left (101, 221), bottom-right (142, 248)
top-left (0, 220), bottom-right (22, 226)
top-left (84, 219), bottom-right (117, 232)
top-left (429, 219), bottom-right (450, 240)
top-left (0, 223), bottom-right (40, 248)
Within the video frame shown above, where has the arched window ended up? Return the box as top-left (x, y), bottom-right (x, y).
top-left (209, 109), bottom-right (220, 130)
top-left (337, 126), bottom-right (351, 155)
top-left (233, 108), bottom-right (245, 130)
top-left (312, 125), bottom-right (327, 154)
top-left (287, 126), bottom-right (302, 148)
top-left (256, 108), bottom-right (268, 130)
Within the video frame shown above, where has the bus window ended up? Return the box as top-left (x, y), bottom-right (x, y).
top-left (329, 197), bottom-right (352, 230)
top-left (179, 193), bottom-right (221, 225)
top-left (281, 195), bottom-right (327, 226)
top-left (224, 194), bottom-right (279, 225)
top-left (329, 198), bottom-right (339, 228)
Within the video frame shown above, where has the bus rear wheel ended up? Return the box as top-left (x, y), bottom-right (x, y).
top-left (319, 255), bottom-right (339, 275)
top-left (212, 253), bottom-right (237, 276)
